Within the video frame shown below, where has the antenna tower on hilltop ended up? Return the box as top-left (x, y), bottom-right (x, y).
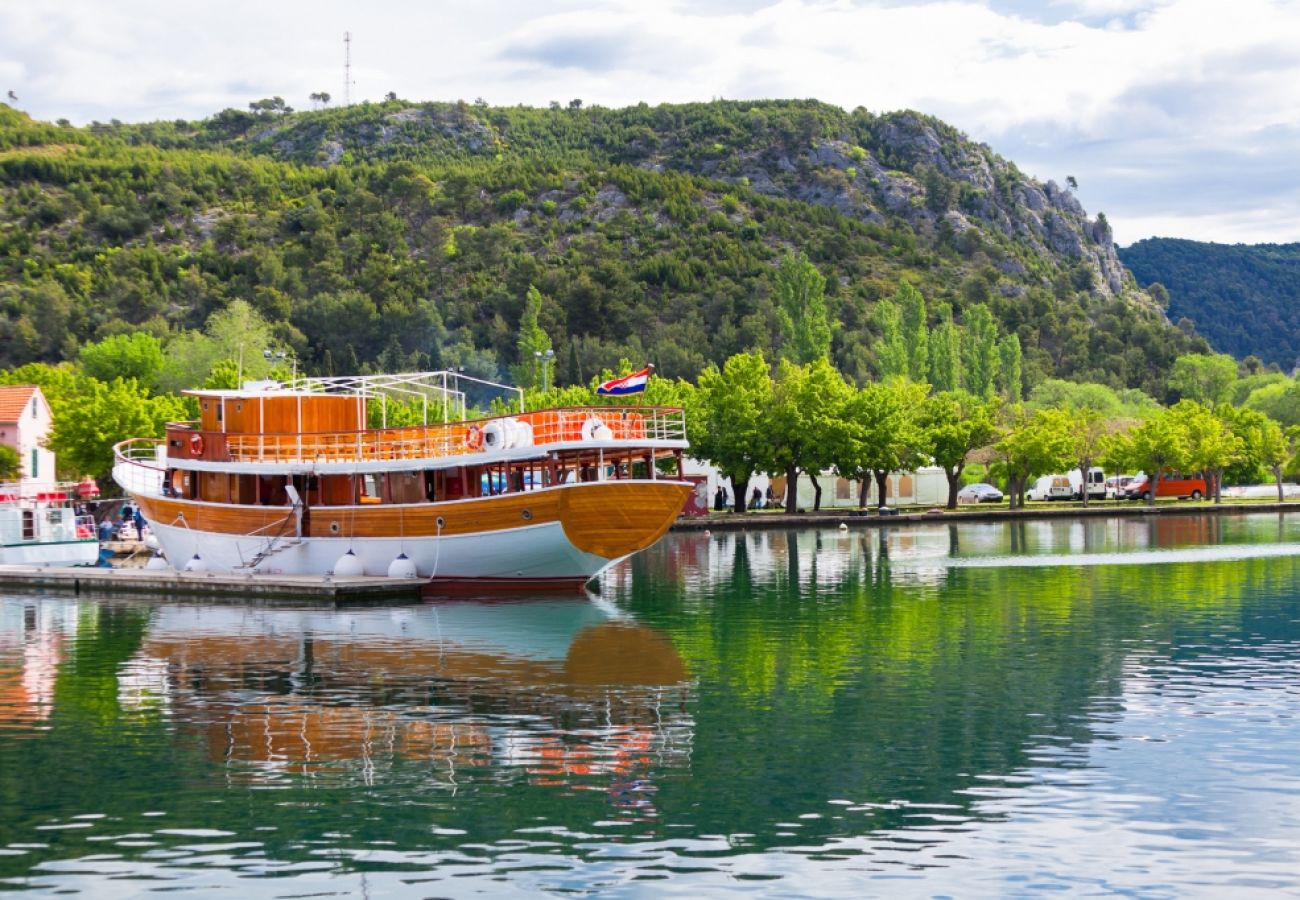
top-left (343, 32), bottom-right (354, 106)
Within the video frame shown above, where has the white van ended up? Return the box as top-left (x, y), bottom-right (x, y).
top-left (1067, 467), bottom-right (1107, 500)
top-left (1027, 474), bottom-right (1073, 501)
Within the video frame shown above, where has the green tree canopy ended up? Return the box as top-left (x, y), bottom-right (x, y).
top-left (78, 333), bottom-right (165, 389)
top-left (48, 377), bottom-right (188, 480)
top-left (1167, 353), bottom-right (1238, 406)
top-left (689, 351), bottom-right (774, 514)
top-left (768, 358), bottom-right (852, 511)
top-left (917, 390), bottom-right (998, 508)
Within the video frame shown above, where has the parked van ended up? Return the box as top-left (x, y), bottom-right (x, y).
top-left (1068, 467), bottom-right (1107, 500)
top-left (1027, 474), bottom-right (1073, 501)
top-left (1122, 471), bottom-right (1207, 501)
top-left (1105, 474), bottom-right (1135, 499)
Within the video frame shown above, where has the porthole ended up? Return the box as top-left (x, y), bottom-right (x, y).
top-left (329, 521), bottom-right (341, 534)
top-left (521, 509), bottom-right (533, 521)
top-left (436, 516), bottom-right (446, 529)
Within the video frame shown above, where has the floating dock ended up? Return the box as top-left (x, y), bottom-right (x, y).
top-left (0, 564), bottom-right (427, 605)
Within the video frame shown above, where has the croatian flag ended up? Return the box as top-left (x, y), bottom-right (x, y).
top-left (597, 366), bottom-right (653, 396)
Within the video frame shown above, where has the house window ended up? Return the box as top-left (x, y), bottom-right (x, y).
top-left (31, 448), bottom-right (37, 478)
top-left (31, 398), bottom-right (37, 419)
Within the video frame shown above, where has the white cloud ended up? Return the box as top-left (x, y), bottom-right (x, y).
top-left (1, 0), bottom-right (1299, 243)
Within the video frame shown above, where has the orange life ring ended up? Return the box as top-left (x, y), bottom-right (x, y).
top-left (466, 424), bottom-right (483, 450)
top-left (190, 433), bottom-right (204, 456)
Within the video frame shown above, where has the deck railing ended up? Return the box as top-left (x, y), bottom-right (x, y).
top-left (174, 406), bottom-right (687, 466)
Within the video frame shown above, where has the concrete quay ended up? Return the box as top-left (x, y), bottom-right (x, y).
top-left (673, 500), bottom-right (1300, 531)
top-left (0, 564), bottom-right (427, 605)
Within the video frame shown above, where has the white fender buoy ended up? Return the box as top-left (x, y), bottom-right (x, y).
top-left (182, 554), bottom-right (206, 573)
top-left (333, 549), bottom-right (365, 577)
top-left (510, 418), bottom-right (534, 448)
top-left (388, 553), bottom-right (418, 578)
top-left (581, 417), bottom-right (614, 442)
top-left (839, 522), bottom-right (849, 531)
top-left (481, 420), bottom-right (507, 450)
top-left (145, 553), bottom-right (170, 571)
top-left (144, 533), bottom-right (160, 551)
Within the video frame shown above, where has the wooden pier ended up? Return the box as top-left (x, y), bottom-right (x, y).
top-left (0, 564), bottom-right (428, 605)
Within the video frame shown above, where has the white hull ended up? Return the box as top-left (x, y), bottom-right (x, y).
top-left (149, 519), bottom-right (619, 584)
top-left (0, 540), bottom-right (100, 568)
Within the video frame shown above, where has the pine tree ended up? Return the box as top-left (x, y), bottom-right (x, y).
top-left (512, 285), bottom-right (554, 390)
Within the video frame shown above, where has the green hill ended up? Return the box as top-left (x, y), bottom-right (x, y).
top-left (1119, 238), bottom-right (1300, 367)
top-left (0, 99), bottom-right (1204, 393)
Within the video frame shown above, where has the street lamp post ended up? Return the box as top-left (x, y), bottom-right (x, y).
top-left (534, 349), bottom-right (555, 391)
top-left (263, 348), bottom-right (298, 383)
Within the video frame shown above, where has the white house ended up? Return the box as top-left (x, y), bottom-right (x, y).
top-left (0, 385), bottom-right (57, 494)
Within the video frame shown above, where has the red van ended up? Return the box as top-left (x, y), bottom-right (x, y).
top-left (1122, 472), bottom-right (1207, 501)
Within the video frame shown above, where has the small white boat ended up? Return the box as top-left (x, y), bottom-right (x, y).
top-left (0, 484), bottom-right (100, 567)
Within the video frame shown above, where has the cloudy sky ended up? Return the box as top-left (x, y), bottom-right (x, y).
top-left (3, 0), bottom-right (1298, 246)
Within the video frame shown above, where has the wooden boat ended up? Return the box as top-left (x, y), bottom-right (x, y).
top-left (111, 371), bottom-right (691, 588)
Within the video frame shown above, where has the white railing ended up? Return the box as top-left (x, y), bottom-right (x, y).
top-left (218, 406), bottom-right (688, 465)
top-left (112, 439), bottom-right (166, 496)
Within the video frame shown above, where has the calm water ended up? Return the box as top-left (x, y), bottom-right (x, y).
top-left (4, 514), bottom-right (1300, 897)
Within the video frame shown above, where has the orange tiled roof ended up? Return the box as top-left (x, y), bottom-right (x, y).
top-left (0, 385), bottom-right (39, 423)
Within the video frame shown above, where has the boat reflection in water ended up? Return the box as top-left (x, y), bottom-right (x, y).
top-left (121, 598), bottom-right (693, 799)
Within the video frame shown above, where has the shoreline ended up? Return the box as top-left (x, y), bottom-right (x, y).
top-left (672, 499), bottom-right (1300, 531)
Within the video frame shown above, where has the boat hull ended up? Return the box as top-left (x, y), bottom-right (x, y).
top-left (131, 481), bottom-right (691, 586)
top-left (0, 539), bottom-right (100, 568)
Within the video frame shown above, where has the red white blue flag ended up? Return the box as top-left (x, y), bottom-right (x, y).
top-left (597, 366), bottom-right (653, 396)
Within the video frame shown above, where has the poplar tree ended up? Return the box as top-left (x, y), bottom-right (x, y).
top-left (513, 285), bottom-right (553, 390)
top-left (896, 280), bottom-right (928, 382)
top-left (997, 334), bottom-right (1023, 401)
top-left (963, 303), bottom-right (999, 398)
top-left (874, 299), bottom-right (907, 380)
top-left (775, 252), bottom-right (832, 364)
top-left (928, 303), bottom-right (962, 393)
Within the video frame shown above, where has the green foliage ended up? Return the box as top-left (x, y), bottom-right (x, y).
top-left (768, 358), bottom-right (853, 510)
top-left (156, 300), bottom-right (283, 394)
top-left (895, 280), bottom-right (928, 382)
top-left (48, 377), bottom-right (188, 479)
top-left (836, 379), bottom-right (928, 505)
top-left (1167, 353), bottom-right (1237, 405)
top-left (1243, 378), bottom-right (1300, 428)
top-left (511, 285), bottom-right (555, 390)
top-left (917, 390), bottom-right (998, 507)
top-left (873, 299), bottom-right (907, 380)
top-left (0, 98), bottom-right (1205, 396)
top-left (1120, 238), bottom-right (1300, 365)
top-left (0, 444), bottom-right (20, 480)
top-left (690, 351), bottom-right (774, 511)
top-left (962, 303), bottom-right (999, 398)
top-left (996, 334), bottom-right (1022, 401)
top-left (927, 304), bottom-right (961, 393)
top-left (774, 252), bottom-right (832, 364)
top-left (993, 405), bottom-right (1075, 506)
top-left (78, 332), bottom-right (164, 388)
